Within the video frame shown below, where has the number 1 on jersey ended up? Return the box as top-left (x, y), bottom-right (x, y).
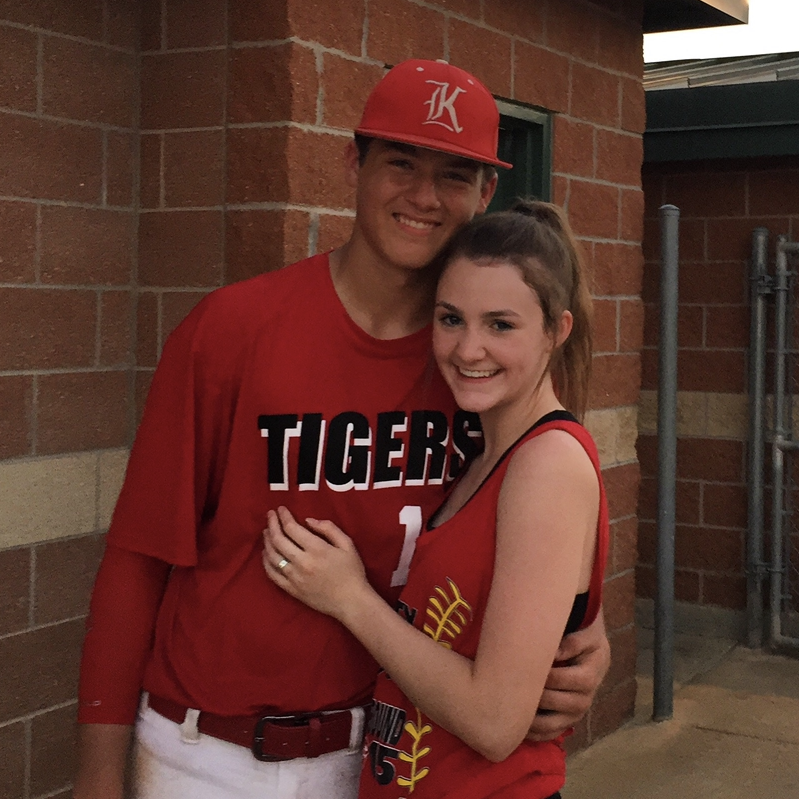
top-left (390, 505), bottom-right (422, 587)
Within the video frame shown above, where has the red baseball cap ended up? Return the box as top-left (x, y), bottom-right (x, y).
top-left (356, 59), bottom-right (512, 169)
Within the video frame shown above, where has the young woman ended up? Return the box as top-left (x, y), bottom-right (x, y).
top-left (263, 200), bottom-right (608, 799)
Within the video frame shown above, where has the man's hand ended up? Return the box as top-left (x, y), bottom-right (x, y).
top-left (72, 724), bottom-right (131, 799)
top-left (526, 612), bottom-right (611, 741)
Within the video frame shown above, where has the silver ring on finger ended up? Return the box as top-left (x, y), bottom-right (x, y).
top-left (277, 558), bottom-right (290, 571)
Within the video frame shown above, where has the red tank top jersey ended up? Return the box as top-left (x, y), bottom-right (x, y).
top-left (106, 253), bottom-right (481, 716)
top-left (360, 414), bottom-right (609, 799)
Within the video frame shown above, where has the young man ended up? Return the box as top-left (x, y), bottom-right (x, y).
top-left (74, 60), bottom-right (610, 799)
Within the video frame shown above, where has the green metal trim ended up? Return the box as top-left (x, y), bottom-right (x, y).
top-left (645, 81), bottom-right (799, 162)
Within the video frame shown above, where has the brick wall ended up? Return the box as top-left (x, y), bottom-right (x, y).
top-left (0, 2), bottom-right (138, 797)
top-left (638, 156), bottom-right (799, 615)
top-left (0, 0), bottom-right (647, 793)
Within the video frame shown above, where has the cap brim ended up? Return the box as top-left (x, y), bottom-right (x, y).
top-left (355, 127), bottom-right (513, 170)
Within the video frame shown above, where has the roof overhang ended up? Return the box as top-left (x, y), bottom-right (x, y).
top-left (644, 0), bottom-right (749, 34)
top-left (644, 81), bottom-right (799, 162)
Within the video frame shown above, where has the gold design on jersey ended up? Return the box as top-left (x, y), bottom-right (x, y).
top-left (396, 578), bottom-right (473, 792)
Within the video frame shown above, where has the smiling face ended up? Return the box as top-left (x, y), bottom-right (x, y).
top-left (346, 139), bottom-right (497, 274)
top-left (433, 256), bottom-right (572, 420)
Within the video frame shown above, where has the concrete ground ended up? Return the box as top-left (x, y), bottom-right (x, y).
top-left (565, 632), bottom-right (799, 798)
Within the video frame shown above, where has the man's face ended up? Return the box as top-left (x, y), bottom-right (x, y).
top-left (346, 139), bottom-right (498, 274)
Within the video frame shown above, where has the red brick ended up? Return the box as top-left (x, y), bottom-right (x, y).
top-left (639, 346), bottom-right (656, 390)
top-left (678, 262), bottom-right (746, 305)
top-left (136, 291), bottom-right (159, 367)
top-left (165, 0), bottom-right (226, 48)
top-left (702, 485), bottom-right (747, 529)
top-left (0, 721), bottom-right (25, 799)
top-left (484, 0), bottom-right (544, 43)
top-left (646, 302), bottom-right (703, 348)
top-left (34, 535), bottom-right (105, 625)
top-left (287, 129), bottom-right (355, 209)
top-left (0, 288), bottom-right (96, 370)
top-left (610, 516), bottom-right (638, 575)
top-left (0, 375), bottom-right (33, 459)
top-left (552, 175), bottom-right (568, 206)
top-left (621, 75), bottom-right (646, 134)
top-left (596, 14), bottom-right (643, 77)
top-left (367, 0), bottom-right (445, 64)
top-left (546, 0), bottom-right (599, 62)
top-left (596, 130), bottom-right (642, 187)
top-left (228, 42), bottom-right (317, 125)
top-left (139, 211), bottom-right (224, 287)
top-left (676, 524), bottom-right (743, 571)
top-left (514, 42), bottom-right (570, 114)
top-left (705, 305), bottom-right (748, 349)
top-left (448, 20), bottom-right (512, 98)
top-left (602, 625), bottom-right (637, 698)
top-left (100, 290), bottom-right (133, 366)
top-left (592, 299), bottom-right (617, 353)
top-left (106, 130), bottom-right (136, 208)
top-left (37, 371), bottom-right (130, 453)
top-left (588, 352), bottom-right (640, 408)
top-left (635, 433), bottom-right (656, 475)
top-left (0, 26), bottom-right (37, 112)
top-left (41, 207), bottom-right (134, 285)
top-left (570, 63), bottom-right (620, 127)
top-left (227, 128), bottom-right (289, 204)
top-left (642, 170), bottom-right (665, 219)
top-left (141, 0), bottom-right (162, 50)
top-left (637, 476), bottom-right (656, 523)
top-left (676, 568), bottom-right (701, 602)
top-left (322, 56), bottom-right (385, 132)
top-left (749, 168), bottom-right (799, 216)
top-left (636, 519), bottom-right (655, 563)
top-left (426, 0), bottom-right (481, 18)
top-left (164, 130), bottom-right (225, 207)
top-left (0, 201), bottom-right (36, 283)
top-left (106, 0), bottom-right (140, 49)
top-left (619, 298), bottom-right (643, 351)
top-left (677, 438), bottom-right (745, 483)
top-left (635, 563), bottom-right (654, 598)
top-left (620, 188), bottom-right (644, 243)
top-left (136, 369), bottom-right (155, 426)
top-left (0, 115), bottom-right (103, 203)
top-left (30, 703), bottom-right (78, 797)
top-left (225, 209), bottom-right (310, 284)
top-left (568, 181), bottom-right (619, 239)
top-left (140, 134), bottom-right (162, 209)
top-left (0, 548), bottom-right (30, 635)
top-left (553, 117), bottom-right (594, 179)
top-left (0, 619), bottom-right (83, 721)
top-left (702, 573), bottom-right (746, 609)
top-left (591, 243), bottom-right (642, 296)
top-left (642, 217), bottom-right (660, 263)
top-left (317, 214), bottom-right (354, 254)
top-left (602, 461), bottom-right (641, 520)
top-left (0, 0), bottom-right (103, 39)
top-left (602, 571), bottom-right (635, 631)
top-left (229, 0), bottom-right (289, 41)
top-left (161, 291), bottom-right (209, 341)
top-left (141, 50), bottom-right (226, 130)
top-left (665, 171), bottom-right (746, 218)
top-left (43, 38), bottom-right (136, 127)
top-left (590, 678), bottom-right (635, 745)
top-left (706, 218), bottom-right (754, 262)
top-left (678, 349), bottom-right (745, 392)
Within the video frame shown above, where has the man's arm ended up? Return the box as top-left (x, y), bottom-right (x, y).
top-left (72, 725), bottom-right (132, 799)
top-left (526, 610), bottom-right (610, 741)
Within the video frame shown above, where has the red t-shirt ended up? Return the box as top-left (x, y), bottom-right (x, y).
top-left (360, 414), bottom-right (609, 799)
top-left (104, 254), bottom-right (482, 716)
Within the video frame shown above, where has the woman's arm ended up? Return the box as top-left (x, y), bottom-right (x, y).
top-left (265, 430), bottom-right (599, 762)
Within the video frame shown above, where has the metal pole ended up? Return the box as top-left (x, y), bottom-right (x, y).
top-left (746, 228), bottom-right (769, 649)
top-left (654, 205), bottom-right (679, 722)
top-left (769, 236), bottom-right (790, 648)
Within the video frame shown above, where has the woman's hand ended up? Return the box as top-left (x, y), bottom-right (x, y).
top-left (262, 506), bottom-right (371, 621)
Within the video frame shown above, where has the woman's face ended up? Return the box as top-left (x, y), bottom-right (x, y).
top-left (433, 256), bottom-right (571, 417)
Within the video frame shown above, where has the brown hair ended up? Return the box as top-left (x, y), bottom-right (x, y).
top-left (436, 199), bottom-right (593, 419)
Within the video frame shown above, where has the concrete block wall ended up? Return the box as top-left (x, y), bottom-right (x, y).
top-left (638, 155), bottom-right (799, 614)
top-left (0, 0), bottom-right (647, 792)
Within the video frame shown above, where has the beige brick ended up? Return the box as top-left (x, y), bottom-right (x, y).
top-left (0, 455), bottom-right (96, 548)
top-left (98, 449), bottom-right (129, 529)
top-left (677, 392), bottom-right (708, 437)
top-left (706, 393), bottom-right (748, 438)
top-left (616, 406), bottom-right (639, 464)
top-left (584, 408), bottom-right (619, 468)
top-left (637, 390), bottom-right (657, 435)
